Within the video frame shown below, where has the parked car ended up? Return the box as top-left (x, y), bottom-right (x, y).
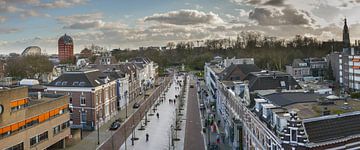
top-left (109, 120), bottom-right (121, 130)
top-left (133, 102), bottom-right (140, 109)
top-left (199, 103), bottom-right (205, 110)
top-left (190, 85), bottom-right (194, 88)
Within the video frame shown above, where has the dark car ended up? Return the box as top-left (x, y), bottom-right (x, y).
top-left (190, 85), bottom-right (194, 88)
top-left (133, 102), bottom-right (140, 109)
top-left (109, 120), bottom-right (121, 130)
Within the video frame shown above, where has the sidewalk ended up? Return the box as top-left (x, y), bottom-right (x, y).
top-left (119, 75), bottom-right (184, 150)
top-left (66, 85), bottom-right (158, 150)
top-left (197, 78), bottom-right (231, 150)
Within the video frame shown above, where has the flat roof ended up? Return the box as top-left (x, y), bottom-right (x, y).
top-left (285, 99), bottom-right (360, 119)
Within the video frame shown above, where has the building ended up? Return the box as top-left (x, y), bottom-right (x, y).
top-left (217, 81), bottom-right (360, 149)
top-left (244, 70), bottom-right (302, 95)
top-left (286, 59), bottom-right (311, 79)
top-left (130, 57), bottom-right (158, 87)
top-left (204, 57), bottom-right (258, 104)
top-left (58, 34), bottom-right (74, 63)
top-left (330, 19), bottom-right (360, 91)
top-left (304, 57), bottom-right (328, 78)
top-left (0, 86), bottom-right (70, 150)
top-left (46, 69), bottom-right (117, 130)
top-left (21, 46), bottom-right (41, 56)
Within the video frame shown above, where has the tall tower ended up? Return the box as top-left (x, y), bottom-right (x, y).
top-left (58, 34), bottom-right (74, 63)
top-left (343, 18), bottom-right (350, 48)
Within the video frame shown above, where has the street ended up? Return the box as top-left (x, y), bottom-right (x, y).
top-left (184, 77), bottom-right (206, 150)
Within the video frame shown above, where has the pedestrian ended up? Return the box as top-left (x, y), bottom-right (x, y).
top-left (174, 99), bottom-right (176, 104)
top-left (216, 134), bottom-right (220, 144)
top-left (146, 133), bottom-right (149, 142)
top-left (156, 112), bottom-right (159, 119)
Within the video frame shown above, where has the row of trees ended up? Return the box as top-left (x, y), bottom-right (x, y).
top-left (113, 33), bottom-right (338, 71)
top-left (5, 55), bottom-right (54, 80)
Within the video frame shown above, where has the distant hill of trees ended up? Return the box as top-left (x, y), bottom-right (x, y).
top-left (112, 32), bottom-right (343, 71)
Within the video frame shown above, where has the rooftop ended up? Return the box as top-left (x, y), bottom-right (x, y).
top-left (263, 92), bottom-right (360, 119)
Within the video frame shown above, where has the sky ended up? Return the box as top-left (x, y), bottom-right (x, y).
top-left (1, 0), bottom-right (360, 54)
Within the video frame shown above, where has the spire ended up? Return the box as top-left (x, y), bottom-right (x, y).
top-left (343, 17), bottom-right (350, 48)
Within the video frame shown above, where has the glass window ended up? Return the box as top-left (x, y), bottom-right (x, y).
top-left (80, 96), bottom-right (86, 106)
top-left (30, 136), bottom-right (37, 146)
top-left (6, 142), bottom-right (24, 150)
top-left (291, 130), bottom-right (297, 142)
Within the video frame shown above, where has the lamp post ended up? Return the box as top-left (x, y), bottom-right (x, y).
top-left (97, 112), bottom-right (100, 145)
top-left (144, 86), bottom-right (148, 126)
top-left (125, 91), bottom-right (128, 118)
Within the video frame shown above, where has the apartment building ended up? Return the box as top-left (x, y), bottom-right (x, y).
top-left (46, 69), bottom-right (117, 130)
top-left (0, 86), bottom-right (70, 150)
top-left (286, 59), bottom-right (311, 79)
top-left (217, 80), bottom-right (360, 149)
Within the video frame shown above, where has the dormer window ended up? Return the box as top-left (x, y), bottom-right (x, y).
top-left (61, 81), bottom-right (68, 86)
top-left (55, 81), bottom-right (62, 86)
top-left (73, 81), bottom-right (79, 86)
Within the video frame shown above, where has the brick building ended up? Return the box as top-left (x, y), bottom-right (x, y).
top-left (46, 69), bottom-right (117, 130)
top-left (58, 34), bottom-right (74, 63)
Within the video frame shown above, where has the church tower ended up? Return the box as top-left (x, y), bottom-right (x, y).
top-left (343, 18), bottom-right (350, 48)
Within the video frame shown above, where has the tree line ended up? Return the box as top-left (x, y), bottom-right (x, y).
top-left (112, 32), bottom-right (342, 71)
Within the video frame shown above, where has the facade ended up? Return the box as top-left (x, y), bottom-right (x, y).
top-left (46, 69), bottom-right (117, 130)
top-left (286, 59), bottom-right (311, 79)
top-left (304, 57), bottom-right (327, 78)
top-left (204, 57), bottom-right (258, 104)
top-left (332, 19), bottom-right (360, 91)
top-left (21, 46), bottom-right (41, 56)
top-left (217, 80), bottom-right (360, 150)
top-left (244, 70), bottom-right (302, 95)
top-left (130, 57), bottom-right (157, 87)
top-left (0, 87), bottom-right (70, 150)
top-left (58, 34), bottom-right (74, 62)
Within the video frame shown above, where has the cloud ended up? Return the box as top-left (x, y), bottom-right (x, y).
top-left (0, 16), bottom-right (6, 23)
top-left (0, 27), bottom-right (20, 34)
top-left (144, 9), bottom-right (224, 25)
top-left (57, 12), bottom-right (103, 24)
top-left (63, 20), bottom-right (105, 29)
top-left (37, 0), bottom-right (87, 8)
top-left (249, 7), bottom-right (314, 26)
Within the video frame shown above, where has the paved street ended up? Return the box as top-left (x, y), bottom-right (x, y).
top-left (184, 77), bottom-right (206, 150)
top-left (119, 75), bottom-right (184, 150)
top-left (66, 77), bottom-right (170, 150)
top-left (97, 77), bottom-right (171, 150)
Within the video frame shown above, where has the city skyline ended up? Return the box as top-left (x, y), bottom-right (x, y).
top-left (1, 0), bottom-right (360, 54)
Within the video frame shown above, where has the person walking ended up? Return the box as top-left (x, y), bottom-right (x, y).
top-left (156, 112), bottom-right (159, 119)
top-left (146, 133), bottom-right (149, 142)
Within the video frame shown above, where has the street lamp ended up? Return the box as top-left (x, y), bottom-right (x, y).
top-left (97, 112), bottom-right (100, 145)
top-left (170, 125), bottom-right (174, 147)
top-left (144, 86), bottom-right (148, 126)
top-left (125, 91), bottom-right (128, 118)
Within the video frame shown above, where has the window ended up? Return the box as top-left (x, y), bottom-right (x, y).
top-left (6, 142), bottom-right (24, 150)
top-left (30, 136), bottom-right (37, 146)
top-left (53, 125), bottom-right (60, 135)
top-left (55, 81), bottom-right (62, 86)
top-left (61, 81), bottom-right (68, 86)
top-left (72, 81), bottom-right (79, 86)
top-left (80, 96), bottom-right (86, 106)
top-left (291, 129), bottom-right (297, 142)
top-left (39, 131), bottom-right (48, 141)
top-left (95, 93), bottom-right (98, 105)
top-left (79, 82), bottom-right (86, 86)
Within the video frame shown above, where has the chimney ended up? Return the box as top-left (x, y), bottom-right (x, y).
top-left (38, 91), bottom-right (42, 100)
